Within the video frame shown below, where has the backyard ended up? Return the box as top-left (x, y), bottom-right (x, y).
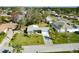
top-left (0, 32), bottom-right (7, 43)
top-left (36, 22), bottom-right (49, 27)
top-left (49, 28), bottom-right (79, 44)
top-left (10, 33), bottom-right (44, 46)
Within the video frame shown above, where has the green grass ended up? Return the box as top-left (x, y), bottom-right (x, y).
top-left (51, 16), bottom-right (58, 22)
top-left (10, 33), bottom-right (44, 46)
top-left (0, 16), bottom-right (11, 23)
top-left (36, 22), bottom-right (49, 27)
top-left (49, 28), bottom-right (79, 44)
top-left (0, 32), bottom-right (6, 43)
top-left (72, 20), bottom-right (79, 25)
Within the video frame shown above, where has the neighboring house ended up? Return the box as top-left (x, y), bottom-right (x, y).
top-left (51, 21), bottom-right (79, 32)
top-left (47, 15), bottom-right (79, 32)
top-left (50, 22), bottom-right (61, 32)
top-left (46, 16), bottom-right (52, 24)
top-left (76, 17), bottom-right (79, 21)
top-left (51, 11), bottom-right (56, 14)
top-left (27, 25), bottom-right (49, 34)
top-left (0, 22), bottom-right (17, 33)
top-left (59, 24), bottom-right (79, 32)
top-left (69, 16), bottom-right (75, 19)
top-left (0, 14), bottom-right (11, 17)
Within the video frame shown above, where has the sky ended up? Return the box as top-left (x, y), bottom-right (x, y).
top-left (0, 0), bottom-right (79, 7)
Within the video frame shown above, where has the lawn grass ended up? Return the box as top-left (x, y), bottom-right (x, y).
top-left (72, 20), bottom-right (79, 25)
top-left (36, 22), bottom-right (49, 27)
top-left (10, 33), bottom-right (44, 46)
top-left (0, 32), bottom-right (6, 43)
top-left (49, 28), bottom-right (79, 44)
top-left (0, 16), bottom-right (11, 23)
top-left (51, 16), bottom-right (58, 21)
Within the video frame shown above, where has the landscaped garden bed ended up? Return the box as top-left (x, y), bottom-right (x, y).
top-left (0, 32), bottom-right (7, 43)
top-left (10, 33), bottom-right (44, 46)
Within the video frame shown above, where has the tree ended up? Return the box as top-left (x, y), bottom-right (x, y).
top-left (12, 44), bottom-right (23, 53)
top-left (17, 19), bottom-right (26, 30)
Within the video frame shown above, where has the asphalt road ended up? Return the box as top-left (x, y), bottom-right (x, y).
top-left (22, 43), bottom-right (79, 53)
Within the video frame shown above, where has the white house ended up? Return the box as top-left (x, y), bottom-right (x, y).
top-left (27, 25), bottom-right (49, 34)
top-left (59, 27), bottom-right (79, 32)
top-left (46, 16), bottom-right (52, 24)
top-left (51, 20), bottom-right (79, 32)
top-left (27, 25), bottom-right (39, 34)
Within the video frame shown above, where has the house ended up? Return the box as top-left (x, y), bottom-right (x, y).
top-left (51, 11), bottom-right (56, 14)
top-left (27, 25), bottom-right (40, 34)
top-left (75, 16), bottom-right (79, 21)
top-left (0, 22), bottom-right (17, 33)
top-left (59, 24), bottom-right (79, 32)
top-left (51, 20), bottom-right (79, 32)
top-left (46, 16), bottom-right (52, 24)
top-left (27, 25), bottom-right (49, 34)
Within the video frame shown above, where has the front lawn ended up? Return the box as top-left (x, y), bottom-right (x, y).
top-left (49, 28), bottom-right (79, 44)
top-left (0, 32), bottom-right (7, 43)
top-left (10, 33), bottom-right (44, 46)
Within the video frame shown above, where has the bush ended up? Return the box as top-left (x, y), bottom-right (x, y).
top-left (0, 32), bottom-right (6, 43)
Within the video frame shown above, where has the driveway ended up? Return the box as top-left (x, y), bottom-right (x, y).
top-left (42, 31), bottom-right (53, 45)
top-left (0, 29), bottom-right (14, 52)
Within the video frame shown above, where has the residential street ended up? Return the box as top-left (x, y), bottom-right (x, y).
top-left (22, 43), bottom-right (79, 53)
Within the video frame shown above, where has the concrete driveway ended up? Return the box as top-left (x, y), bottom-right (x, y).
top-left (42, 31), bottom-right (53, 45)
top-left (0, 29), bottom-right (14, 52)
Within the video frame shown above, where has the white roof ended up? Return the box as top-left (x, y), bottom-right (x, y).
top-left (27, 25), bottom-right (39, 32)
top-left (27, 25), bottom-right (49, 32)
top-left (46, 16), bottom-right (52, 22)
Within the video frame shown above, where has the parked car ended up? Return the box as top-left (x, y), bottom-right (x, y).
top-left (2, 49), bottom-right (11, 53)
top-left (44, 36), bottom-right (52, 40)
